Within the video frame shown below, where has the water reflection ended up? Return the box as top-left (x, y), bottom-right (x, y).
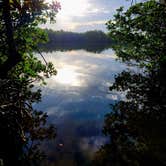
top-left (52, 67), bottom-right (82, 86)
top-left (40, 43), bottom-right (111, 53)
top-left (35, 49), bottom-right (131, 165)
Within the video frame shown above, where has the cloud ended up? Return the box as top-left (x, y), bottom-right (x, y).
top-left (66, 20), bottom-right (107, 31)
top-left (43, 0), bottom-right (145, 32)
top-left (42, 0), bottom-right (133, 32)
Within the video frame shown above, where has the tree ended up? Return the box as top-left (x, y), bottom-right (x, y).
top-left (0, 0), bottom-right (60, 78)
top-left (0, 0), bottom-right (60, 165)
top-left (106, 0), bottom-right (166, 68)
top-left (39, 30), bottom-right (112, 53)
top-left (93, 1), bottom-right (166, 165)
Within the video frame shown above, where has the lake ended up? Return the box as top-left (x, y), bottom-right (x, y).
top-left (35, 49), bottom-right (129, 165)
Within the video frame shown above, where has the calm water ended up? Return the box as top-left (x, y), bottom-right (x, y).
top-left (35, 49), bottom-right (129, 165)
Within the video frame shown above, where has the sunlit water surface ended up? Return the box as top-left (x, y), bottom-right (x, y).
top-left (34, 49), bottom-right (131, 165)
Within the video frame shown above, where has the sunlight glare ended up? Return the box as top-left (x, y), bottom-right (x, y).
top-left (54, 68), bottom-right (82, 86)
top-left (59, 0), bottom-right (91, 17)
top-left (44, 0), bottom-right (92, 30)
top-left (46, 0), bottom-right (91, 17)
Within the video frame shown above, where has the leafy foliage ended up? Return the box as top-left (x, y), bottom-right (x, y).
top-left (0, 0), bottom-right (60, 165)
top-left (93, 1), bottom-right (166, 166)
top-left (106, 0), bottom-right (166, 69)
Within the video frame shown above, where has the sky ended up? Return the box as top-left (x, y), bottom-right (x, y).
top-left (43, 0), bottom-right (140, 32)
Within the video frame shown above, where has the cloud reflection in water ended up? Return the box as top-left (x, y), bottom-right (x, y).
top-left (52, 66), bottom-right (83, 86)
top-left (35, 49), bottom-right (130, 164)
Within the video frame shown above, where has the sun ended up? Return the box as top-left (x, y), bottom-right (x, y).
top-left (59, 0), bottom-right (91, 17)
top-left (46, 0), bottom-right (91, 17)
top-left (44, 0), bottom-right (92, 30)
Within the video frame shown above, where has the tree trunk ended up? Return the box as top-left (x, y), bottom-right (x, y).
top-left (1, 0), bottom-right (22, 78)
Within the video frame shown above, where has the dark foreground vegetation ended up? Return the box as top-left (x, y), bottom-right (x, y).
top-left (93, 1), bottom-right (166, 166)
top-left (0, 0), bottom-right (60, 165)
top-left (39, 30), bottom-right (112, 53)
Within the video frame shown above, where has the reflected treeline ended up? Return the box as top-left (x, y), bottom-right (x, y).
top-left (39, 29), bottom-right (113, 53)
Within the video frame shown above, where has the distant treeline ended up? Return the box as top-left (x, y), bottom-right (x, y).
top-left (39, 29), bottom-right (113, 53)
